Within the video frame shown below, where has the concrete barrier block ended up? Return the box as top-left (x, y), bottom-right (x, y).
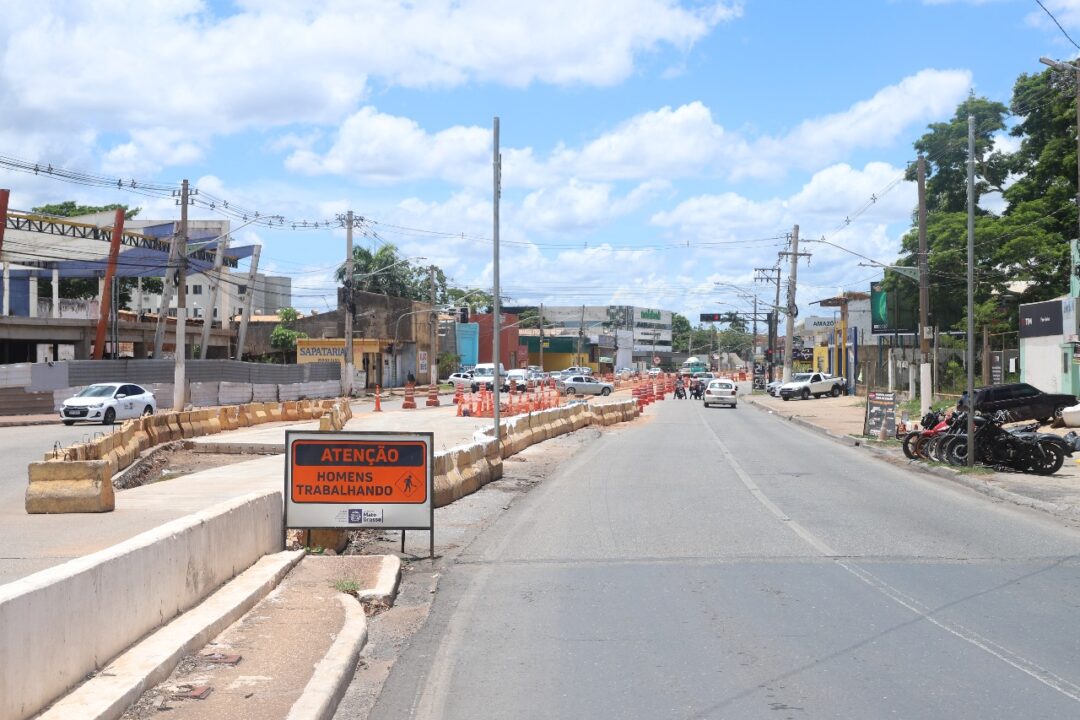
top-left (26, 460), bottom-right (115, 513)
top-left (319, 416), bottom-right (333, 431)
top-left (205, 409), bottom-right (222, 435)
top-left (268, 403), bottom-right (283, 422)
top-left (484, 439), bottom-right (503, 483)
top-left (171, 412), bottom-right (186, 442)
top-left (282, 401), bottom-right (299, 422)
top-left (250, 403), bottom-right (268, 424)
top-left (297, 399), bottom-right (313, 420)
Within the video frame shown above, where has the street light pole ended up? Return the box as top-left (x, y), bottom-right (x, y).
top-left (966, 114), bottom-right (976, 468)
top-left (492, 116), bottom-right (502, 446)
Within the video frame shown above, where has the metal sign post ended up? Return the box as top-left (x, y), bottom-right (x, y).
top-left (285, 430), bottom-right (435, 559)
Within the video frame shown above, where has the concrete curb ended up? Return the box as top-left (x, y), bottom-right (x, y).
top-left (744, 396), bottom-right (1080, 522)
top-left (356, 554), bottom-right (401, 609)
top-left (36, 549), bottom-right (304, 720)
top-left (284, 593), bottom-right (369, 720)
top-left (0, 417), bottom-right (56, 427)
top-left (190, 441), bottom-right (285, 455)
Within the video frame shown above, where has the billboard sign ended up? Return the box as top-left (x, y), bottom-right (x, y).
top-left (870, 282), bottom-right (915, 334)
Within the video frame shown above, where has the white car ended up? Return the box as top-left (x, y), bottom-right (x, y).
top-left (60, 382), bottom-right (157, 425)
top-left (647, 367), bottom-right (663, 377)
top-left (703, 379), bottom-right (737, 408)
top-left (446, 372), bottom-right (473, 388)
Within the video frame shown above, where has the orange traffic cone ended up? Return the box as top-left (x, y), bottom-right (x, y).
top-left (374, 385), bottom-right (382, 412)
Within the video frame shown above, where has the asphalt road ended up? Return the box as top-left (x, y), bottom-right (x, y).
top-left (368, 393), bottom-right (1080, 719)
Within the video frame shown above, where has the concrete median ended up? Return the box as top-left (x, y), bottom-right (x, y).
top-left (0, 490), bottom-right (284, 720)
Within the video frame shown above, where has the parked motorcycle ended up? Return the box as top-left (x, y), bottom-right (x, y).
top-left (946, 411), bottom-right (1067, 475)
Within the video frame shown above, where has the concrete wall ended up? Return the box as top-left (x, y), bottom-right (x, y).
top-left (0, 490), bottom-right (283, 720)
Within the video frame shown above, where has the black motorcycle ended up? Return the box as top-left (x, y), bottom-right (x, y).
top-left (947, 411), bottom-right (1067, 475)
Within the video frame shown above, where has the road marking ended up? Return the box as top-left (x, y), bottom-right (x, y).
top-left (701, 412), bottom-right (1080, 705)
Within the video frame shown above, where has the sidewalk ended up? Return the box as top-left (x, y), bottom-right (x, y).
top-left (745, 391), bottom-right (1080, 519)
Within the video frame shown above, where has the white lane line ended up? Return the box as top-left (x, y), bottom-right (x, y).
top-left (701, 412), bottom-right (1080, 704)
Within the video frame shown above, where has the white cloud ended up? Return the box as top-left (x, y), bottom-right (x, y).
top-left (101, 129), bottom-right (205, 176)
top-left (516, 179), bottom-right (671, 233)
top-left (288, 69), bottom-right (971, 190)
top-left (0, 0), bottom-right (739, 138)
top-left (286, 107), bottom-right (491, 184)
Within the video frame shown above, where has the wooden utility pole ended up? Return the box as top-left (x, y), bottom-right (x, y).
top-left (779, 226), bottom-right (811, 383)
top-left (918, 154), bottom-right (932, 416)
top-left (344, 210), bottom-right (355, 396)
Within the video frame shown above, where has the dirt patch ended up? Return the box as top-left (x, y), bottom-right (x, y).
top-left (115, 445), bottom-right (259, 491)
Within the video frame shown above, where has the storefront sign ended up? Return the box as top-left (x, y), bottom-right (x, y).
top-left (1019, 300), bottom-right (1064, 339)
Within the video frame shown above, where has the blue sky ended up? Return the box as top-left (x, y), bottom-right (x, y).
top-left (1, 0), bottom-right (1079, 322)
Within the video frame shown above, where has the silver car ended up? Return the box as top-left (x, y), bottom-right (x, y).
top-left (703, 379), bottom-right (737, 408)
top-left (557, 375), bottom-right (614, 396)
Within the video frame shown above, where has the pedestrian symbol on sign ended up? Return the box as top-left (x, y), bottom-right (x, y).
top-left (397, 471), bottom-right (419, 496)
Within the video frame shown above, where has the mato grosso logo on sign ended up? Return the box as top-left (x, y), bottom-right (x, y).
top-left (639, 308), bottom-right (661, 321)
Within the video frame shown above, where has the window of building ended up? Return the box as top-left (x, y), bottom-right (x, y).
top-left (192, 285), bottom-right (203, 295)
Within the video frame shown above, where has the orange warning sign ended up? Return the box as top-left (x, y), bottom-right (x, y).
top-left (290, 439), bottom-right (428, 504)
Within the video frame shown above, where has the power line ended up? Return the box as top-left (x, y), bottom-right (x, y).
top-left (1036, 0), bottom-right (1080, 50)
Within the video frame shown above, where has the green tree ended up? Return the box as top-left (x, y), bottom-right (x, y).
top-left (270, 307), bottom-right (308, 363)
top-left (335, 243), bottom-right (448, 302)
top-left (670, 313), bottom-right (692, 352)
top-left (905, 96), bottom-right (1009, 213)
top-left (446, 287), bottom-right (496, 314)
top-left (32, 201), bottom-right (141, 220)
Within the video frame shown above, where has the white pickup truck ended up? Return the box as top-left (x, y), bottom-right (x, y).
top-left (778, 372), bottom-right (846, 401)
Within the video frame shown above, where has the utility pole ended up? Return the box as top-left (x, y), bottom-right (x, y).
top-left (343, 210), bottom-right (355, 396)
top-left (236, 245), bottom-right (261, 361)
top-left (176, 179), bottom-right (191, 359)
top-left (918, 154), bottom-right (932, 416)
top-left (778, 226), bottom-right (811, 383)
top-left (174, 180), bottom-right (191, 412)
top-left (429, 264), bottom-right (438, 386)
top-left (755, 266), bottom-right (782, 381)
top-left (966, 115), bottom-right (976, 467)
top-left (539, 302), bottom-right (545, 371)
top-left (200, 234), bottom-right (229, 359)
top-left (492, 116), bottom-right (502, 446)
top-left (153, 180), bottom-right (190, 357)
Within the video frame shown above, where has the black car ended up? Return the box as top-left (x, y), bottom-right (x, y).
top-left (964, 383), bottom-right (1078, 423)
